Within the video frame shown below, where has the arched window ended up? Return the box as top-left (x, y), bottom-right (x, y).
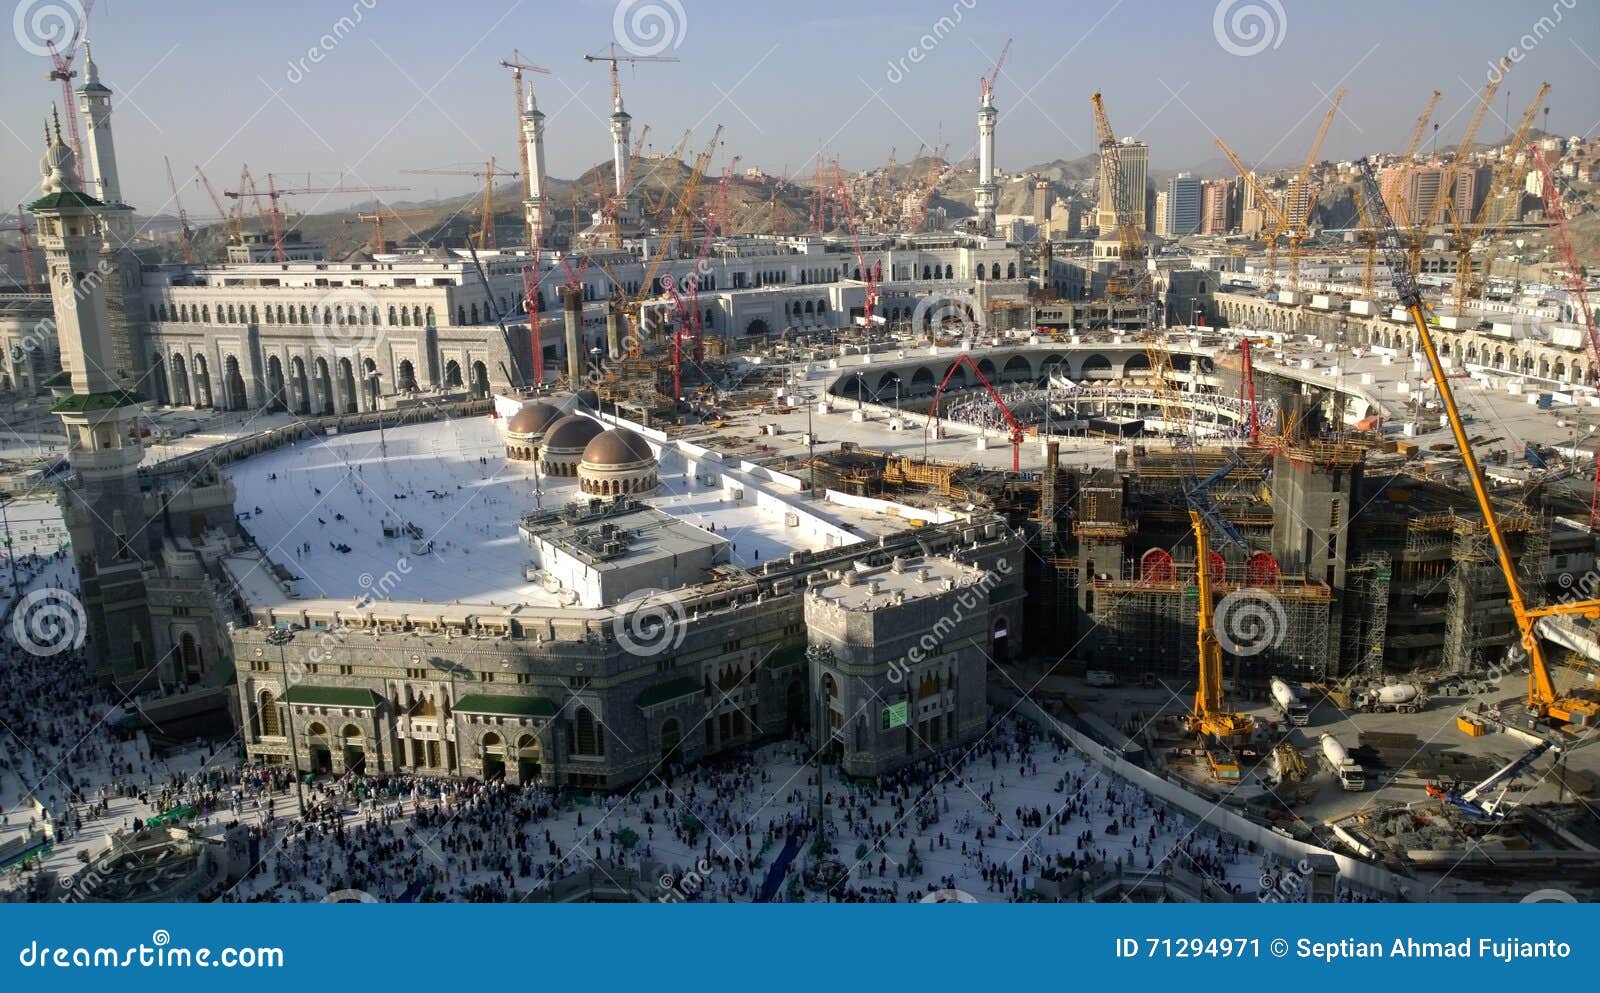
top-left (388, 306), bottom-right (398, 326)
top-left (249, 304), bottom-right (258, 323)
top-left (259, 691), bottom-right (279, 737)
top-left (991, 263), bottom-right (1001, 279)
top-left (458, 305), bottom-right (467, 325)
top-left (277, 305), bottom-right (286, 324)
top-left (299, 305), bottom-right (309, 324)
top-left (573, 708), bottom-right (604, 756)
top-left (945, 264), bottom-right (953, 278)
top-left (1007, 263), bottom-right (1016, 279)
top-left (201, 305), bottom-right (210, 322)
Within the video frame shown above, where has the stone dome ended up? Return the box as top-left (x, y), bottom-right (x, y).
top-left (579, 427), bottom-right (658, 497)
top-left (543, 414), bottom-right (604, 451)
top-left (580, 427), bottom-right (653, 468)
top-left (538, 414), bottom-right (605, 477)
top-left (506, 401), bottom-right (560, 436)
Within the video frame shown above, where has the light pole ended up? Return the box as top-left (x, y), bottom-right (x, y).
top-left (367, 370), bottom-right (386, 458)
top-left (266, 628), bottom-right (306, 816)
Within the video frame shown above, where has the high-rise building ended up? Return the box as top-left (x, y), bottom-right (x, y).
top-left (1165, 172), bottom-right (1201, 237)
top-left (1200, 178), bottom-right (1232, 234)
top-left (1095, 137), bottom-right (1148, 232)
top-left (1153, 191), bottom-right (1170, 237)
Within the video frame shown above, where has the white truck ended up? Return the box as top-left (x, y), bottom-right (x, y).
top-left (1270, 676), bottom-right (1309, 726)
top-left (1356, 682), bottom-right (1426, 714)
top-left (1319, 734), bottom-right (1365, 791)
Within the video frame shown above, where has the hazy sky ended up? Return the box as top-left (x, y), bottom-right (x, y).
top-left (3, 0), bottom-right (1598, 221)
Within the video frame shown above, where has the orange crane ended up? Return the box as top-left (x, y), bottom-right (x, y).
top-left (907, 144), bottom-right (950, 232)
top-left (498, 50), bottom-right (551, 246)
top-left (354, 202), bottom-right (435, 254)
top-left (1359, 156), bottom-right (1600, 729)
top-left (1281, 88), bottom-right (1344, 297)
top-left (1401, 62), bottom-right (1508, 277)
top-left (194, 165), bottom-right (243, 243)
top-left (163, 157), bottom-right (194, 265)
top-left (1530, 144), bottom-right (1599, 524)
top-left (401, 161), bottom-right (515, 249)
top-left (226, 173), bottom-right (408, 261)
top-left (1444, 83), bottom-right (1549, 311)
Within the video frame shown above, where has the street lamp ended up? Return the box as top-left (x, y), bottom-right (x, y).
top-left (265, 627), bottom-right (306, 816)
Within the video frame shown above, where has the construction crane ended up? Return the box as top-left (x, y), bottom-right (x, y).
top-left (1238, 338), bottom-right (1261, 445)
top-left (43, 1), bottom-right (96, 168)
top-left (1401, 63), bottom-right (1508, 278)
top-left (1427, 739), bottom-right (1556, 820)
top-left (1350, 189), bottom-right (1379, 300)
top-left (1282, 88), bottom-right (1345, 297)
top-left (2, 205), bottom-right (40, 290)
top-left (401, 162), bottom-right (515, 249)
top-left (1090, 92), bottom-right (1149, 317)
top-left (1216, 138), bottom-right (1294, 293)
top-left (584, 42), bottom-right (679, 110)
top-left (979, 38), bottom-right (1012, 105)
top-left (498, 51), bottom-right (551, 246)
top-left (162, 157), bottom-right (194, 265)
top-left (226, 173), bottom-right (410, 261)
top-left (1529, 143), bottom-right (1599, 524)
top-left (194, 166), bottom-right (243, 243)
top-left (1185, 454), bottom-right (1256, 752)
top-left (1357, 156), bottom-right (1600, 729)
top-left (834, 160), bottom-right (880, 331)
top-left (1445, 83), bottom-right (1550, 311)
top-left (928, 354), bottom-right (1025, 471)
top-left (354, 202), bottom-right (435, 254)
top-left (907, 145), bottom-right (950, 233)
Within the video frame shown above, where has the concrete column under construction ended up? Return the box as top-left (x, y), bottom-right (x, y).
top-left (606, 299), bottom-right (623, 359)
top-left (562, 287), bottom-right (584, 384)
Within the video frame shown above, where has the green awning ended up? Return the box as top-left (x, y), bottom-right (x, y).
top-left (50, 389), bottom-right (146, 413)
top-left (281, 686), bottom-right (382, 708)
top-left (454, 693), bottom-right (557, 718)
top-left (636, 677), bottom-right (700, 709)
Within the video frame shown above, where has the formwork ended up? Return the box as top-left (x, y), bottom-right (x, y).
top-left (1089, 561), bottom-right (1333, 684)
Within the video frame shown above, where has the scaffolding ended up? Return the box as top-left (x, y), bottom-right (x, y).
top-left (1341, 551), bottom-right (1391, 680)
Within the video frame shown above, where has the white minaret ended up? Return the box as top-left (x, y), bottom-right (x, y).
top-left (521, 81), bottom-right (548, 248)
top-left (76, 44), bottom-right (123, 208)
top-left (609, 86), bottom-right (630, 199)
top-left (974, 85), bottom-right (998, 236)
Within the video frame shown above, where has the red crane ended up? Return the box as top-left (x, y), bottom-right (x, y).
top-left (929, 353), bottom-right (1026, 471)
top-left (3, 206), bottom-right (40, 290)
top-left (226, 173), bottom-right (409, 262)
top-left (833, 160), bottom-right (879, 329)
top-left (1238, 338), bottom-right (1260, 445)
top-left (1530, 143), bottom-right (1600, 526)
top-left (979, 37), bottom-right (1012, 104)
top-left (44, 0), bottom-right (96, 169)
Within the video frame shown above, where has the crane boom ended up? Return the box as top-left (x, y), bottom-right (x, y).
top-left (1357, 157), bottom-right (1600, 728)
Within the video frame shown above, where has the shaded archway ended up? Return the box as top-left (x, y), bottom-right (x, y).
top-left (337, 357), bottom-right (358, 414)
top-left (192, 355), bottom-right (214, 408)
top-left (265, 356), bottom-right (287, 412)
top-left (444, 360), bottom-right (463, 389)
top-left (470, 360), bottom-right (489, 398)
top-left (223, 355), bottom-right (249, 411)
top-left (169, 353), bottom-right (191, 406)
top-left (480, 731), bottom-right (506, 781)
top-left (313, 357), bottom-right (335, 415)
top-left (290, 357), bottom-right (311, 414)
top-left (397, 358), bottom-right (417, 392)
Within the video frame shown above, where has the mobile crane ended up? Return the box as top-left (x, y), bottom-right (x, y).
top-left (1356, 158), bottom-right (1600, 729)
top-left (1185, 453), bottom-right (1256, 760)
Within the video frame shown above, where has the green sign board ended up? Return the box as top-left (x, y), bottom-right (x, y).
top-left (885, 701), bottom-right (908, 729)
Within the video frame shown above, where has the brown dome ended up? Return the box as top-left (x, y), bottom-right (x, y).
top-left (581, 427), bottom-right (655, 468)
top-left (542, 414), bottom-right (605, 452)
top-left (506, 401), bottom-right (560, 435)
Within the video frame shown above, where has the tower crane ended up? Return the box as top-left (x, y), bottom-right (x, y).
top-left (3, 204), bottom-right (41, 290)
top-left (226, 173), bottom-right (409, 261)
top-left (1351, 189), bottom-right (1379, 301)
top-left (1090, 92), bottom-right (1148, 317)
top-left (1529, 143), bottom-right (1599, 525)
top-left (1401, 62), bottom-right (1508, 277)
top-left (44, 0), bottom-right (96, 168)
top-left (194, 165), bottom-right (244, 243)
top-left (979, 37), bottom-right (1012, 105)
top-left (163, 157), bottom-right (194, 265)
top-left (584, 42), bottom-right (679, 109)
top-left (401, 161), bottom-right (515, 249)
top-left (1444, 83), bottom-right (1549, 311)
top-left (1357, 156), bottom-right (1600, 729)
top-left (354, 202), bottom-right (435, 254)
top-left (1216, 139), bottom-right (1293, 293)
top-left (1282, 88), bottom-right (1344, 297)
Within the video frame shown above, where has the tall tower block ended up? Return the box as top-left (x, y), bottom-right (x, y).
top-left (30, 120), bottom-right (155, 683)
top-left (521, 82), bottom-right (548, 249)
top-left (974, 89), bottom-right (998, 236)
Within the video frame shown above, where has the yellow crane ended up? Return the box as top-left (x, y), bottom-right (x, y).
top-left (1215, 139), bottom-right (1292, 293)
top-left (1282, 88), bottom-right (1344, 297)
top-left (400, 160), bottom-right (519, 249)
top-left (1401, 61), bottom-right (1509, 277)
top-left (354, 201), bottom-right (435, 254)
top-left (1189, 508), bottom-right (1257, 749)
top-left (1358, 158), bottom-right (1599, 729)
top-left (1351, 188), bottom-right (1379, 300)
top-left (1445, 83), bottom-right (1550, 312)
